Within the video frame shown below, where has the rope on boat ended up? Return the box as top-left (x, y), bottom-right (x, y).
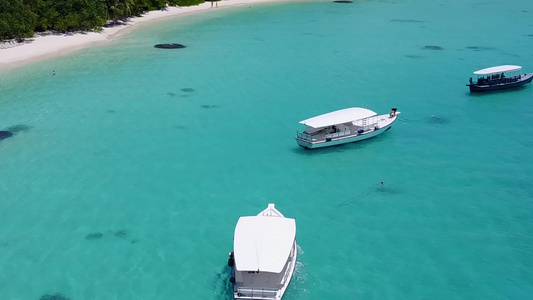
top-left (337, 183), bottom-right (381, 207)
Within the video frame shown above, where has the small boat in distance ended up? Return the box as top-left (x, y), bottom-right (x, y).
top-left (295, 107), bottom-right (400, 149)
top-left (228, 204), bottom-right (297, 300)
top-left (466, 65), bottom-right (533, 92)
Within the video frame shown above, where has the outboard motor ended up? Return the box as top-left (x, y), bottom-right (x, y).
top-left (389, 108), bottom-right (397, 117)
top-left (228, 252), bottom-right (235, 267)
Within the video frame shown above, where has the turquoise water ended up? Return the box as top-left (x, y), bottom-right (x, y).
top-left (1, 0), bottom-right (533, 299)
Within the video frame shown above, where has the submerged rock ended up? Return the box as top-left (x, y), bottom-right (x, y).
top-left (391, 19), bottom-right (424, 23)
top-left (201, 105), bottom-right (219, 109)
top-left (85, 232), bottom-right (103, 240)
top-left (405, 54), bottom-right (423, 59)
top-left (114, 229), bottom-right (128, 238)
top-left (154, 43), bottom-right (186, 49)
top-left (40, 293), bottom-right (70, 300)
top-left (0, 131), bottom-right (13, 141)
top-left (423, 45), bottom-right (444, 50)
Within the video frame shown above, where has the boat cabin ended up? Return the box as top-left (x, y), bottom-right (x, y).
top-left (469, 65), bottom-right (523, 86)
top-left (232, 214), bottom-right (297, 299)
top-left (297, 107), bottom-right (379, 141)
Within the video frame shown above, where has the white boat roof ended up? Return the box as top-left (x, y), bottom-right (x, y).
top-left (234, 216), bottom-right (296, 273)
top-left (299, 107), bottom-right (377, 128)
top-left (473, 65), bottom-right (522, 75)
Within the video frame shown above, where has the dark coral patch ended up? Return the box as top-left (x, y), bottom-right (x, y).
top-left (7, 124), bottom-right (30, 133)
top-left (181, 88), bottom-right (195, 93)
top-left (429, 116), bottom-right (450, 124)
top-left (154, 43), bottom-right (186, 49)
top-left (333, 0), bottom-right (353, 3)
top-left (405, 54), bottom-right (423, 59)
top-left (201, 105), bottom-right (219, 109)
top-left (0, 131), bottom-right (13, 141)
top-left (466, 46), bottom-right (495, 51)
top-left (423, 45), bottom-right (443, 50)
top-left (85, 232), bottom-right (103, 240)
top-left (391, 19), bottom-right (424, 23)
top-left (114, 229), bottom-right (128, 238)
top-left (167, 92), bottom-right (177, 97)
top-left (40, 293), bottom-right (70, 300)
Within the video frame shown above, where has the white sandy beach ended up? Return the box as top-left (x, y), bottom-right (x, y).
top-left (0, 0), bottom-right (287, 70)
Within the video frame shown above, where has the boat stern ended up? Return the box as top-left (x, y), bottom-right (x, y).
top-left (295, 132), bottom-right (315, 149)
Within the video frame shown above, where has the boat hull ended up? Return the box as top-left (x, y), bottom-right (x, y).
top-left (467, 73), bottom-right (533, 92)
top-left (296, 125), bottom-right (392, 149)
top-left (295, 112), bottom-right (398, 149)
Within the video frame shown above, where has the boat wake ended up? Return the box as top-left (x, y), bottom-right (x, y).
top-left (293, 261), bottom-right (306, 283)
top-left (297, 244), bottom-right (304, 255)
top-left (337, 183), bottom-right (381, 207)
top-left (398, 115), bottom-right (450, 125)
top-left (285, 260), bottom-right (310, 297)
top-left (211, 266), bottom-right (233, 300)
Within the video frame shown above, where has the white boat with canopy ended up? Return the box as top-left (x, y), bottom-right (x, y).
top-left (228, 204), bottom-right (297, 300)
top-left (295, 107), bottom-right (400, 149)
top-left (473, 65), bottom-right (523, 75)
top-left (467, 65), bottom-right (533, 92)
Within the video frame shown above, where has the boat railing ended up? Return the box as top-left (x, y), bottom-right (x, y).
top-left (236, 287), bottom-right (278, 299)
top-left (296, 131), bottom-right (313, 141)
top-left (280, 246), bottom-right (296, 285)
top-left (325, 129), bottom-right (351, 140)
top-left (478, 75), bottom-right (521, 85)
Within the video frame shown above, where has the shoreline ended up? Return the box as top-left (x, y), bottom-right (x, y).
top-left (0, 0), bottom-right (289, 71)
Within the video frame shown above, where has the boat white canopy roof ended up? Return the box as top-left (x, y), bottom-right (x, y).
top-left (473, 65), bottom-right (522, 75)
top-left (299, 107), bottom-right (377, 128)
top-left (234, 216), bottom-right (296, 273)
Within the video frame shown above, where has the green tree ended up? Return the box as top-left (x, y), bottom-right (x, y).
top-left (45, 0), bottom-right (105, 32)
top-left (174, 0), bottom-right (203, 6)
top-left (1, 0), bottom-right (206, 40)
top-left (0, 0), bottom-right (37, 40)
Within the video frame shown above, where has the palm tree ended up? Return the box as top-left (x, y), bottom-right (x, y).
top-left (104, 0), bottom-right (133, 21)
top-left (116, 0), bottom-right (134, 18)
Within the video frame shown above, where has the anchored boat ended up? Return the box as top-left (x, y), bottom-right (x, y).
top-left (466, 65), bottom-right (533, 92)
top-left (228, 204), bottom-right (297, 300)
top-left (295, 107), bottom-right (400, 149)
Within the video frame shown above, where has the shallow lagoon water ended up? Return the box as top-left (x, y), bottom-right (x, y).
top-left (1, 0), bottom-right (533, 299)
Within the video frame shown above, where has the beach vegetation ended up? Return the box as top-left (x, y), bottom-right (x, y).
top-left (0, 0), bottom-right (205, 41)
top-left (0, 0), bottom-right (37, 39)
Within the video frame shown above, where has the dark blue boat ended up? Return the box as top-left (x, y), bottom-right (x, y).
top-left (466, 65), bottom-right (533, 92)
